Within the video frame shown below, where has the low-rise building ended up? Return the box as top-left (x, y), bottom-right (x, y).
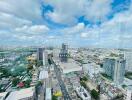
top-left (6, 87), bottom-right (36, 100)
top-left (39, 70), bottom-right (48, 80)
top-left (83, 63), bottom-right (101, 79)
top-left (59, 59), bottom-right (82, 74)
top-left (124, 89), bottom-right (132, 100)
top-left (0, 92), bottom-right (8, 100)
top-left (76, 86), bottom-right (91, 100)
top-left (100, 82), bottom-right (123, 99)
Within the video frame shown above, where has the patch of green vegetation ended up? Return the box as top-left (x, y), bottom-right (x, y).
top-left (125, 72), bottom-right (132, 79)
top-left (80, 76), bottom-right (88, 81)
top-left (114, 94), bottom-right (124, 100)
top-left (10, 66), bottom-right (26, 77)
top-left (24, 79), bottom-right (31, 88)
top-left (76, 59), bottom-right (86, 64)
top-left (48, 59), bottom-right (52, 65)
top-left (91, 89), bottom-right (99, 100)
top-left (80, 81), bottom-right (87, 88)
top-left (36, 81), bottom-right (42, 87)
top-left (52, 95), bottom-right (58, 100)
top-left (12, 77), bottom-right (20, 87)
top-left (99, 63), bottom-right (103, 68)
top-left (122, 84), bottom-right (127, 88)
top-left (101, 73), bottom-right (112, 80)
top-left (0, 67), bottom-right (11, 79)
top-left (110, 53), bottom-right (118, 57)
top-left (0, 85), bottom-right (5, 92)
top-left (125, 72), bottom-right (132, 75)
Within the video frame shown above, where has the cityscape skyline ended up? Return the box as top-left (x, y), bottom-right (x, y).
top-left (0, 0), bottom-right (132, 48)
top-left (0, 43), bottom-right (132, 100)
top-left (0, 1), bottom-right (132, 99)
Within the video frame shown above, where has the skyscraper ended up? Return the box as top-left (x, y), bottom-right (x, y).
top-left (37, 48), bottom-right (49, 66)
top-left (43, 51), bottom-right (48, 66)
top-left (37, 48), bottom-right (44, 66)
top-left (103, 55), bottom-right (126, 85)
top-left (37, 48), bottom-right (44, 61)
top-left (59, 43), bottom-right (68, 62)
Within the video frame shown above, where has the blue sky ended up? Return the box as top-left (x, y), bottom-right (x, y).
top-left (0, 0), bottom-right (132, 48)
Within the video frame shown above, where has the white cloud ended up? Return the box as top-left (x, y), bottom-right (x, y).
top-left (80, 31), bottom-right (99, 39)
top-left (47, 36), bottom-right (55, 39)
top-left (99, 6), bottom-right (132, 48)
top-left (100, 4), bottom-right (132, 36)
top-left (44, 0), bottom-right (85, 25)
top-left (0, 0), bottom-right (51, 45)
top-left (61, 23), bottom-right (85, 35)
top-left (29, 25), bottom-right (49, 34)
top-left (0, 12), bottom-right (32, 29)
top-left (0, 0), bottom-right (131, 48)
top-left (43, 0), bottom-right (112, 25)
top-left (15, 25), bottom-right (50, 34)
top-left (59, 22), bottom-right (100, 40)
top-left (85, 0), bottom-right (112, 22)
top-left (75, 3), bottom-right (132, 48)
top-left (13, 34), bottom-right (34, 40)
top-left (0, 0), bottom-right (42, 22)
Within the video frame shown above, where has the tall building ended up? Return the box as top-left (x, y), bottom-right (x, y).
top-left (37, 48), bottom-right (48, 66)
top-left (37, 48), bottom-right (44, 61)
top-left (43, 51), bottom-right (48, 66)
top-left (124, 51), bottom-right (132, 72)
top-left (59, 43), bottom-right (68, 62)
top-left (103, 55), bottom-right (126, 85)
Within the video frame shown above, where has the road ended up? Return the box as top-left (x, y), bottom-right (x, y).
top-left (51, 58), bottom-right (72, 100)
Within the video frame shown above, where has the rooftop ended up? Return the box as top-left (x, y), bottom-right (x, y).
top-left (59, 59), bottom-right (82, 74)
top-left (45, 88), bottom-right (51, 100)
top-left (6, 87), bottom-right (35, 100)
top-left (39, 70), bottom-right (48, 80)
top-left (0, 92), bottom-right (8, 100)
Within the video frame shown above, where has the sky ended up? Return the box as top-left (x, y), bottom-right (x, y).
top-left (0, 0), bottom-right (132, 48)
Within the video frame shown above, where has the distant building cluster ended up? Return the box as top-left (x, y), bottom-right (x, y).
top-left (0, 44), bottom-right (132, 100)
